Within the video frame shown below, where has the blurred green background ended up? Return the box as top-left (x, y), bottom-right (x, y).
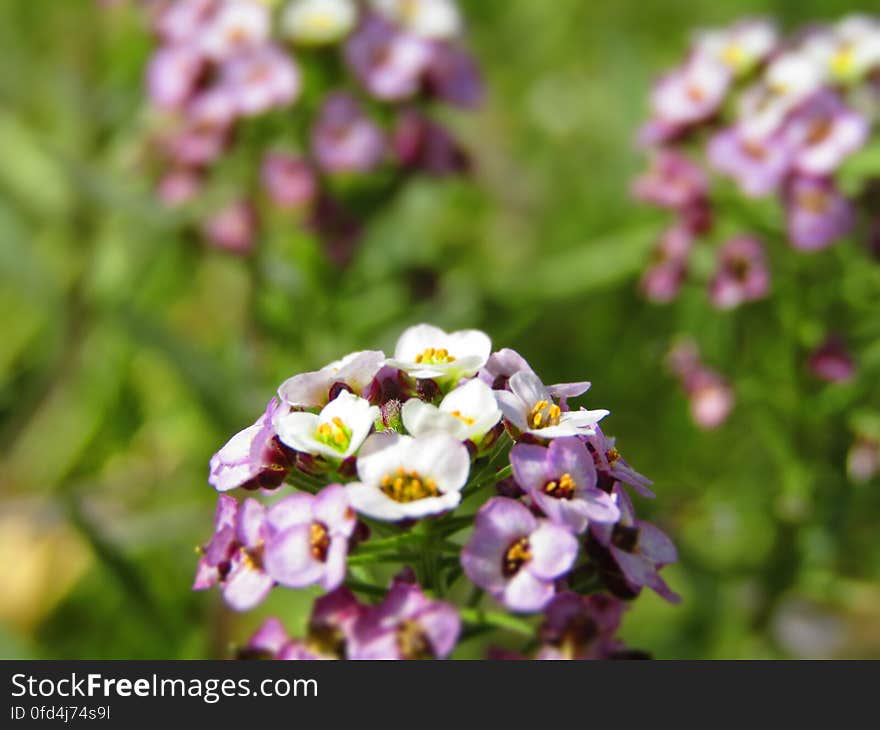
top-left (1, 0), bottom-right (878, 659)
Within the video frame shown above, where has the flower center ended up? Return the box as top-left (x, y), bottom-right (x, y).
top-left (380, 467), bottom-right (439, 503)
top-left (238, 544), bottom-right (264, 572)
top-left (528, 400), bottom-right (562, 429)
top-left (310, 522), bottom-right (330, 562)
top-left (449, 409), bottom-right (475, 425)
top-left (315, 416), bottom-right (352, 452)
top-left (686, 83), bottom-right (706, 103)
top-left (414, 347), bottom-right (457, 365)
top-left (307, 622), bottom-right (346, 659)
top-left (721, 43), bottom-right (746, 69)
top-left (543, 472), bottom-right (576, 500)
top-left (396, 619), bottom-right (433, 659)
top-left (606, 447), bottom-right (621, 466)
top-left (611, 524), bottom-right (640, 553)
top-left (805, 118), bottom-right (834, 146)
top-left (797, 189), bottom-right (828, 214)
top-left (831, 45), bottom-right (855, 77)
top-left (502, 537), bottom-right (532, 577)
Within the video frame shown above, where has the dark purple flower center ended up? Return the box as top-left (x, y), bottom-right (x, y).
top-left (502, 537), bottom-right (532, 577)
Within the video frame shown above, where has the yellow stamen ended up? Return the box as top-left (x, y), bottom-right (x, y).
top-left (544, 472), bottom-right (576, 500)
top-left (310, 522), bottom-right (330, 562)
top-left (528, 400), bottom-right (562, 430)
top-left (414, 347), bottom-right (456, 365)
top-left (396, 619), bottom-right (433, 660)
top-left (502, 537), bottom-right (532, 577)
top-left (606, 447), bottom-right (621, 466)
top-left (449, 409), bottom-right (475, 425)
top-left (380, 467), bottom-right (439, 503)
top-left (315, 417), bottom-right (352, 452)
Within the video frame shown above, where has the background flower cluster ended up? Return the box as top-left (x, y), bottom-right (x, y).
top-left (196, 324), bottom-right (678, 659)
top-left (143, 0), bottom-right (481, 262)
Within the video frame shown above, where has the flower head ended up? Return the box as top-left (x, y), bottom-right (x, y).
top-left (401, 378), bottom-right (501, 443)
top-left (278, 350), bottom-right (386, 409)
top-left (784, 175), bottom-right (854, 251)
top-left (310, 92), bottom-right (386, 173)
top-left (510, 437), bottom-right (619, 534)
top-left (349, 573), bottom-right (461, 659)
top-left (462, 497), bottom-right (579, 612)
top-left (370, 0), bottom-right (462, 41)
top-left (209, 398), bottom-right (289, 492)
top-left (194, 496), bottom-right (275, 611)
top-left (345, 15), bottom-right (432, 101)
top-left (536, 592), bottom-right (628, 660)
top-left (808, 334), bottom-right (856, 383)
top-left (388, 323), bottom-right (492, 382)
top-left (264, 484), bottom-right (357, 590)
top-left (346, 432), bottom-right (470, 520)
top-left (708, 236), bottom-right (770, 310)
top-left (274, 390), bottom-right (379, 460)
top-left (496, 371), bottom-right (608, 439)
top-left (280, 0), bottom-right (357, 46)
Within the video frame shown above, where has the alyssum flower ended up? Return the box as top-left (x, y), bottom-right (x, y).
top-left (196, 323), bottom-right (677, 657)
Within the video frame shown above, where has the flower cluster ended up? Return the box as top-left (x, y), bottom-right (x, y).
top-left (195, 324), bottom-right (679, 659)
top-left (141, 0), bottom-right (481, 261)
top-left (666, 339), bottom-right (735, 431)
top-left (635, 16), bottom-right (880, 305)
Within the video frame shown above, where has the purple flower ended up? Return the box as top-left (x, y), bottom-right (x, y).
top-left (510, 437), bottom-right (620, 534)
top-left (277, 350), bottom-right (386, 409)
top-left (345, 16), bottom-right (432, 101)
top-left (649, 54), bottom-right (731, 127)
top-left (392, 108), bottom-right (469, 175)
top-left (848, 437), bottom-right (880, 483)
top-left (784, 91), bottom-right (869, 176)
top-left (310, 92), bottom-right (386, 174)
top-left (707, 125), bottom-right (792, 197)
top-left (194, 495), bottom-right (275, 611)
top-left (478, 349), bottom-right (590, 409)
top-left (685, 367), bottom-right (735, 430)
top-left (588, 486), bottom-right (680, 603)
top-left (632, 149), bottom-right (709, 212)
top-left (153, 0), bottom-right (217, 45)
top-left (461, 497), bottom-right (579, 612)
top-left (423, 42), bottom-right (483, 108)
top-left (495, 370), bottom-right (607, 439)
top-left (218, 45), bottom-right (301, 117)
top-left (202, 199), bottom-right (258, 254)
top-left (264, 485), bottom-right (357, 590)
top-left (808, 334), bottom-right (856, 383)
top-left (261, 153), bottom-right (317, 210)
top-left (156, 167), bottom-right (202, 207)
top-left (536, 592), bottom-right (627, 660)
top-left (586, 426), bottom-right (655, 498)
top-left (708, 236), bottom-right (771, 310)
top-left (208, 398), bottom-right (290, 492)
top-left (243, 587), bottom-right (367, 659)
top-left (147, 44), bottom-right (204, 110)
top-left (784, 175), bottom-right (854, 251)
top-left (349, 574), bottom-right (461, 659)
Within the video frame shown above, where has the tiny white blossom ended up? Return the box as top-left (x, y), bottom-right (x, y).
top-left (495, 371), bottom-right (608, 439)
top-left (278, 350), bottom-right (385, 408)
top-left (387, 324), bottom-right (491, 381)
top-left (274, 391), bottom-right (379, 460)
top-left (402, 378), bottom-right (501, 442)
top-left (281, 0), bottom-right (357, 45)
top-left (370, 0), bottom-right (462, 40)
top-left (346, 432), bottom-right (470, 520)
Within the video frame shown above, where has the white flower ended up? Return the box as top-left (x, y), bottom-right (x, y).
top-left (804, 17), bottom-right (880, 83)
top-left (651, 55), bottom-right (731, 126)
top-left (370, 0), bottom-right (461, 40)
top-left (386, 324), bottom-right (491, 381)
top-left (695, 20), bottom-right (777, 75)
top-left (346, 432), bottom-right (470, 520)
top-left (281, 0), bottom-right (357, 45)
top-left (274, 391), bottom-right (379, 460)
top-left (200, 0), bottom-right (271, 61)
top-left (278, 350), bottom-right (385, 408)
top-left (495, 371), bottom-right (609, 439)
top-left (401, 379), bottom-right (501, 442)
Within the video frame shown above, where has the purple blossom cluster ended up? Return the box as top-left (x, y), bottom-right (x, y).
top-left (140, 0), bottom-right (482, 261)
top-left (635, 16), bottom-right (880, 306)
top-left (195, 324), bottom-right (678, 659)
